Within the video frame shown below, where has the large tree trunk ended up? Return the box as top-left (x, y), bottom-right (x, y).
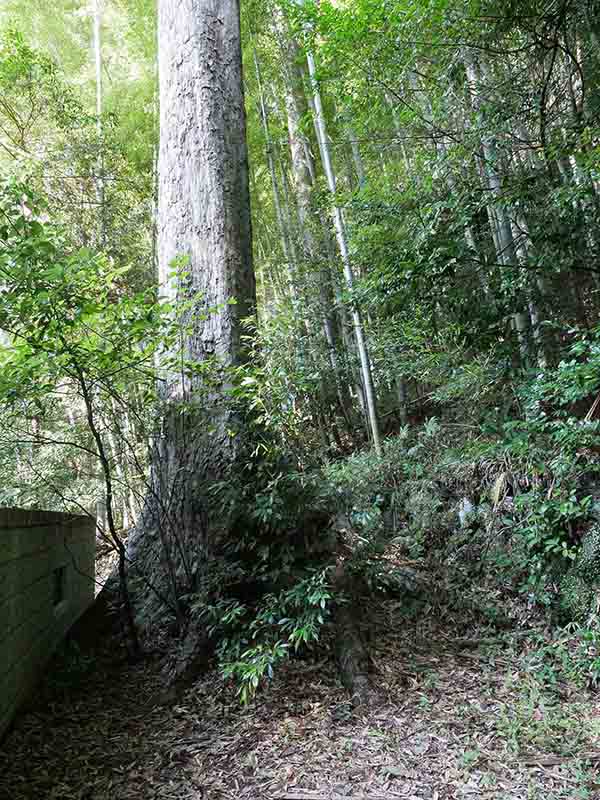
top-left (125, 0), bottom-right (255, 632)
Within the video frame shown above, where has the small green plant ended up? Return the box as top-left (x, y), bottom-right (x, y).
top-left (459, 748), bottom-right (481, 770)
top-left (497, 682), bottom-right (590, 756)
top-left (569, 622), bottom-right (600, 687)
top-left (514, 488), bottom-right (593, 607)
top-left (196, 568), bottom-right (333, 703)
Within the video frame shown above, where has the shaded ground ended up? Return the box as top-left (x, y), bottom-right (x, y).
top-left (2, 593), bottom-right (600, 800)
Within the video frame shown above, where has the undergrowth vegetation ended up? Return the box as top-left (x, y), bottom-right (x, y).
top-left (2, 0), bottom-right (600, 708)
top-left (180, 320), bottom-right (600, 698)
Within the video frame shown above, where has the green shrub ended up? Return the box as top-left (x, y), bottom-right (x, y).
top-left (195, 568), bottom-right (333, 703)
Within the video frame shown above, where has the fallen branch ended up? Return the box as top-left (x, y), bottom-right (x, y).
top-left (273, 794), bottom-right (404, 800)
top-left (585, 392), bottom-right (600, 422)
top-left (519, 751), bottom-right (600, 767)
top-left (447, 630), bottom-right (535, 649)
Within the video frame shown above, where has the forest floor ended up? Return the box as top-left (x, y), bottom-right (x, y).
top-left (2, 589), bottom-right (600, 800)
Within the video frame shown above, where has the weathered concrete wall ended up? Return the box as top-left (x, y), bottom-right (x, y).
top-left (0, 509), bottom-right (95, 740)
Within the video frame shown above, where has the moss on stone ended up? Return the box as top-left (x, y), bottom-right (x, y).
top-left (576, 523), bottom-right (600, 585)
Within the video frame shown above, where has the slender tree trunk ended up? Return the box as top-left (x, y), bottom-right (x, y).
top-left (396, 378), bottom-right (409, 426)
top-left (348, 126), bottom-right (367, 189)
top-left (92, 0), bottom-right (106, 245)
top-left (276, 21), bottom-right (357, 436)
top-left (385, 92), bottom-right (406, 160)
top-left (464, 49), bottom-right (536, 364)
top-left (77, 366), bottom-right (141, 656)
top-left (253, 49), bottom-right (297, 278)
top-left (306, 50), bottom-right (382, 455)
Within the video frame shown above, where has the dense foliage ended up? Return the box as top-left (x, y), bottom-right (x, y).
top-left (2, 0), bottom-right (600, 697)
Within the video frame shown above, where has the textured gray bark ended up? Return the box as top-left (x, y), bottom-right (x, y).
top-left (125, 0), bottom-right (255, 629)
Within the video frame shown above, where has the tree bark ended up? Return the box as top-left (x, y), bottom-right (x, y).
top-left (125, 0), bottom-right (255, 630)
top-left (332, 560), bottom-right (370, 705)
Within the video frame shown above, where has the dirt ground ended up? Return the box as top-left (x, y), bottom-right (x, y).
top-left (2, 592), bottom-right (600, 800)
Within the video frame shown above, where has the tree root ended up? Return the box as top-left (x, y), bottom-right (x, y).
top-left (332, 562), bottom-right (370, 705)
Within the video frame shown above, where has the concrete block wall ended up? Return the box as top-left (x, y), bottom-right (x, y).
top-left (0, 509), bottom-right (95, 740)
